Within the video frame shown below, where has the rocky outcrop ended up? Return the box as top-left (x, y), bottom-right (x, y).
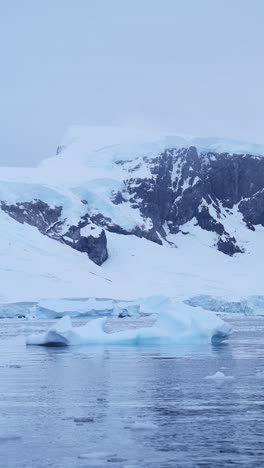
top-left (0, 200), bottom-right (108, 265)
top-left (239, 189), bottom-right (264, 228)
top-left (1, 200), bottom-right (63, 235)
top-left (63, 222), bottom-right (108, 265)
top-left (119, 147), bottom-right (264, 255)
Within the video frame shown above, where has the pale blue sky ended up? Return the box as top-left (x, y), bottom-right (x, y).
top-left (0, 0), bottom-right (264, 166)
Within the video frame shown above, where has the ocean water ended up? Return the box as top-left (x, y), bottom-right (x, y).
top-left (0, 316), bottom-right (264, 468)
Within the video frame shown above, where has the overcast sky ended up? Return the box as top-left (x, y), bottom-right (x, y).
top-left (0, 0), bottom-right (264, 166)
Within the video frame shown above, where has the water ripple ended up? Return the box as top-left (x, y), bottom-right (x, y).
top-left (0, 317), bottom-right (263, 467)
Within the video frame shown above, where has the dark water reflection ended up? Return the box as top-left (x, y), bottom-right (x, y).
top-left (0, 316), bottom-right (264, 467)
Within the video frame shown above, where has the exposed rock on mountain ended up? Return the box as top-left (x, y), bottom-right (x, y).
top-left (1, 128), bottom-right (264, 266)
top-left (0, 200), bottom-right (107, 265)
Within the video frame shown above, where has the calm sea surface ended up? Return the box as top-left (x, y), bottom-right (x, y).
top-left (0, 316), bottom-right (264, 468)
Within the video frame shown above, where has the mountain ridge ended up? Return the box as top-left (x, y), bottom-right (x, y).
top-left (0, 127), bottom-right (263, 303)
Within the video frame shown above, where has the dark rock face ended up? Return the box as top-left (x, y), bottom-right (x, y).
top-left (239, 189), bottom-right (264, 227)
top-left (0, 199), bottom-right (108, 265)
top-left (196, 206), bottom-right (224, 236)
top-left (217, 237), bottom-right (243, 256)
top-left (1, 144), bottom-right (264, 263)
top-left (121, 147), bottom-right (264, 255)
top-left (195, 207), bottom-right (243, 255)
top-left (77, 231), bottom-right (107, 265)
top-left (63, 224), bottom-right (108, 265)
top-left (206, 153), bottom-right (264, 207)
top-left (1, 200), bottom-right (63, 235)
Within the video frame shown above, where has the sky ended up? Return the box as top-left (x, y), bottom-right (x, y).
top-left (0, 0), bottom-right (264, 166)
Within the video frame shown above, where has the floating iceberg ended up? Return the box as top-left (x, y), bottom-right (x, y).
top-left (26, 301), bottom-right (231, 346)
top-left (205, 371), bottom-right (234, 382)
top-left (126, 421), bottom-right (158, 431)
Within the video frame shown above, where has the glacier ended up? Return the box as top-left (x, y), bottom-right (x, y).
top-left (1, 294), bottom-right (264, 320)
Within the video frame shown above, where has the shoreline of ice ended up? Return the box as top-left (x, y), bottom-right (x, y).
top-left (1, 294), bottom-right (264, 320)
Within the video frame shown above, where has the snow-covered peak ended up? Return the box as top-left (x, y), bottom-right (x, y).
top-left (28, 125), bottom-right (263, 188)
top-left (1, 126), bottom-right (264, 189)
top-left (54, 125), bottom-right (264, 160)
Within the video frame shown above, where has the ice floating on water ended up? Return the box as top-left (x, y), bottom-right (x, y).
top-left (26, 301), bottom-right (232, 346)
top-left (78, 452), bottom-right (117, 461)
top-left (127, 421), bottom-right (158, 431)
top-left (205, 371), bottom-right (234, 382)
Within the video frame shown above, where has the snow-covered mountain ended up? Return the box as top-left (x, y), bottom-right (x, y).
top-left (1, 126), bottom-right (264, 306)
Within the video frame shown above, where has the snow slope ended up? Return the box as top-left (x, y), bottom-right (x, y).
top-left (0, 210), bottom-right (114, 303)
top-left (0, 206), bottom-right (263, 304)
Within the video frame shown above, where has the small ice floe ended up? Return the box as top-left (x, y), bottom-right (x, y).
top-left (205, 371), bottom-right (234, 382)
top-left (256, 370), bottom-right (264, 378)
top-left (78, 452), bottom-right (117, 461)
top-left (126, 421), bottom-right (158, 431)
